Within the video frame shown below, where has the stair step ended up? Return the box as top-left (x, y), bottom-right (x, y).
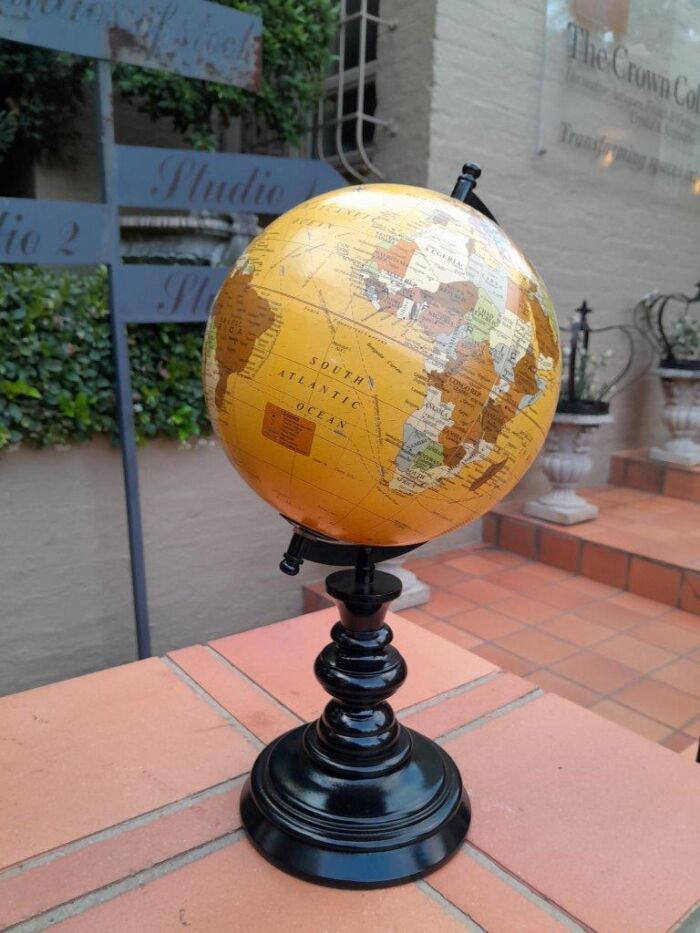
top-left (485, 488), bottom-right (700, 615)
top-left (609, 449), bottom-right (700, 503)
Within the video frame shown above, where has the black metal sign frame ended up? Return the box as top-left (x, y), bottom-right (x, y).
top-left (1, 10), bottom-right (343, 658)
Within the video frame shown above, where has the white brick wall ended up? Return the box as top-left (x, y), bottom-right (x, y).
top-left (429, 0), bottom-right (700, 492)
top-left (375, 0), bottom-right (699, 495)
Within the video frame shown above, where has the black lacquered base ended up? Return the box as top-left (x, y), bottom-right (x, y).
top-left (240, 722), bottom-right (470, 888)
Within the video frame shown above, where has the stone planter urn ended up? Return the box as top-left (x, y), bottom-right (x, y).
top-left (120, 211), bottom-right (260, 265)
top-left (524, 410), bottom-right (613, 525)
top-left (379, 555), bottom-right (430, 610)
top-left (649, 367), bottom-right (700, 467)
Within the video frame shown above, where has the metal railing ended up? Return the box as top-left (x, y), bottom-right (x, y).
top-left (316, 0), bottom-right (396, 182)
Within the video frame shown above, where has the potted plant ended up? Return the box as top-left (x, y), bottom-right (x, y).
top-left (525, 302), bottom-right (635, 525)
top-left (634, 283), bottom-right (700, 466)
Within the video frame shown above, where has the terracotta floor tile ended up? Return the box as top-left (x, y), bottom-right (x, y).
top-left (538, 528), bottom-right (581, 572)
top-left (490, 595), bottom-right (559, 624)
top-left (449, 607), bottom-right (523, 640)
top-left (412, 562), bottom-right (466, 588)
top-left (540, 613), bottom-right (615, 647)
top-left (0, 787), bottom-right (242, 930)
top-left (482, 513), bottom-right (498, 544)
top-left (445, 694), bottom-right (700, 933)
top-left (423, 588), bottom-right (476, 618)
top-left (535, 582), bottom-right (598, 611)
top-left (551, 651), bottom-right (639, 693)
top-left (398, 607), bottom-right (438, 626)
top-left (661, 731), bottom-right (698, 754)
top-left (499, 517), bottom-right (537, 557)
top-left (577, 601), bottom-right (647, 632)
top-left (469, 643), bottom-right (538, 676)
top-left (169, 645), bottom-right (301, 744)
top-left (652, 658), bottom-right (700, 699)
top-left (401, 672), bottom-right (534, 739)
top-left (0, 659), bottom-right (257, 870)
top-left (423, 620), bottom-right (483, 652)
top-left (608, 592), bottom-right (669, 617)
top-left (681, 740), bottom-right (700, 760)
top-left (680, 572), bottom-right (700, 614)
top-left (429, 849), bottom-right (568, 933)
top-left (494, 629), bottom-right (578, 666)
top-left (634, 619), bottom-right (700, 653)
top-left (613, 678), bottom-right (700, 729)
top-left (55, 840), bottom-right (467, 933)
top-left (663, 467), bottom-right (700, 501)
top-left (629, 557), bottom-right (681, 606)
top-left (525, 669), bottom-right (600, 707)
top-left (478, 548), bottom-right (528, 566)
top-left (402, 557), bottom-right (437, 571)
top-left (435, 547), bottom-right (471, 563)
top-left (660, 608), bottom-right (700, 631)
top-left (484, 566), bottom-right (546, 594)
top-left (580, 542), bottom-right (629, 588)
top-left (590, 699), bottom-right (672, 742)
top-left (565, 576), bottom-right (622, 599)
top-left (448, 578), bottom-right (513, 604)
top-left (443, 553), bottom-right (503, 576)
top-left (523, 562), bottom-right (573, 583)
top-left (212, 609), bottom-right (496, 720)
top-left (592, 634), bottom-right (676, 673)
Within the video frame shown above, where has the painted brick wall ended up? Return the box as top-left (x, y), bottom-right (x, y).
top-left (424, 0), bottom-right (698, 494)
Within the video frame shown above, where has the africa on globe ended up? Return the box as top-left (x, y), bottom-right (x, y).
top-left (203, 184), bottom-right (560, 547)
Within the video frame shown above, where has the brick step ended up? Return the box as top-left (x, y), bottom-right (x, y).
top-left (485, 487), bottom-right (700, 615)
top-left (609, 449), bottom-right (700, 503)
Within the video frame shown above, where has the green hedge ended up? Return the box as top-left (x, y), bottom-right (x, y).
top-left (0, 266), bottom-right (210, 449)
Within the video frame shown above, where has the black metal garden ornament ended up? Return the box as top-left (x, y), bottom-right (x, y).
top-left (558, 300), bottom-right (639, 415)
top-left (633, 281), bottom-right (700, 371)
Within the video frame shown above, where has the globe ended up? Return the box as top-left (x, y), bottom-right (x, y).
top-left (203, 183), bottom-right (560, 547)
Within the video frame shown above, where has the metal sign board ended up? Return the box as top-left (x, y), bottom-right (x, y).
top-left (0, 197), bottom-right (112, 264)
top-left (116, 146), bottom-right (344, 215)
top-left (0, 0), bottom-right (261, 89)
top-left (113, 265), bottom-right (227, 323)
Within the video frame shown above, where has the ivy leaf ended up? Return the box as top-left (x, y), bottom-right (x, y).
top-left (0, 379), bottom-right (41, 399)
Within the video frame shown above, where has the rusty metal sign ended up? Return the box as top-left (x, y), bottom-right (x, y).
top-left (116, 145), bottom-right (343, 215)
top-left (0, 0), bottom-right (262, 89)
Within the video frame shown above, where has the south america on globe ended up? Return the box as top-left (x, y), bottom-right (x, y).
top-left (203, 184), bottom-right (560, 547)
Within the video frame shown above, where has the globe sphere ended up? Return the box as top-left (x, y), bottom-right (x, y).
top-left (203, 184), bottom-right (560, 547)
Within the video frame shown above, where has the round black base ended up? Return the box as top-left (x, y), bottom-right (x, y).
top-left (240, 723), bottom-right (470, 889)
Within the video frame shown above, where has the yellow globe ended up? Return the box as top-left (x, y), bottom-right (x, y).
top-left (203, 184), bottom-right (560, 547)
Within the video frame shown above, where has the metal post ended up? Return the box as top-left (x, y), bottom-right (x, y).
top-left (95, 60), bottom-right (152, 659)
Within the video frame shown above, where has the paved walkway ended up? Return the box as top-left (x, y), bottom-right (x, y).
top-left (2, 608), bottom-right (700, 932)
top-left (397, 544), bottom-right (700, 755)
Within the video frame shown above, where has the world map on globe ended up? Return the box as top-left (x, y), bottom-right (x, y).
top-left (203, 184), bottom-right (560, 547)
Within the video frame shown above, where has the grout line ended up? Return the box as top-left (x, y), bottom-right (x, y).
top-left (202, 645), bottom-right (304, 724)
top-left (461, 843), bottom-right (592, 932)
top-left (163, 656), bottom-right (264, 751)
top-left (396, 672), bottom-right (502, 720)
top-left (436, 688), bottom-right (542, 745)
top-left (207, 645), bottom-right (313, 722)
top-left (0, 775), bottom-right (245, 882)
top-left (415, 879), bottom-right (484, 931)
top-left (7, 830), bottom-right (246, 931)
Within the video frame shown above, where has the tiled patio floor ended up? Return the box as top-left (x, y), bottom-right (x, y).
top-left (399, 544), bottom-right (700, 755)
top-left (2, 608), bottom-right (700, 932)
top-left (487, 486), bottom-right (700, 612)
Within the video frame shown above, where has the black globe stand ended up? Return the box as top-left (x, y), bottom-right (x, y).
top-left (240, 545), bottom-right (470, 888)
